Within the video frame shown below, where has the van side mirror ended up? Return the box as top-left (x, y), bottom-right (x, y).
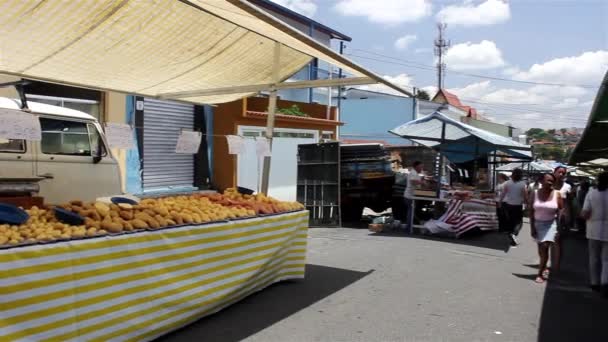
top-left (93, 155), bottom-right (102, 164)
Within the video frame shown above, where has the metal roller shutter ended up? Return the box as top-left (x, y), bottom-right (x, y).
top-left (143, 98), bottom-right (195, 190)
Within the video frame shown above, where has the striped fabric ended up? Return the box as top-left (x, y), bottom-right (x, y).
top-left (0, 211), bottom-right (308, 342)
top-left (438, 199), bottom-right (498, 237)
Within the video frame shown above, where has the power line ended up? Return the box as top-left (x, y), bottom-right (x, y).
top-left (347, 50), bottom-right (602, 89)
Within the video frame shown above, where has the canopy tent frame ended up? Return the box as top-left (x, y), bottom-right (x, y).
top-left (390, 112), bottom-right (532, 193)
top-left (0, 0), bottom-right (417, 195)
top-left (569, 71), bottom-right (608, 166)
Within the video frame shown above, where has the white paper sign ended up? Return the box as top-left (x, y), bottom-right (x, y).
top-left (255, 137), bottom-right (271, 158)
top-left (175, 130), bottom-right (202, 154)
top-left (0, 108), bottom-right (41, 141)
top-left (104, 123), bottom-right (135, 149)
top-left (226, 135), bottom-right (245, 155)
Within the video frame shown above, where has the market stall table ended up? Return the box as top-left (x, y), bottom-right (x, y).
top-left (0, 211), bottom-right (308, 342)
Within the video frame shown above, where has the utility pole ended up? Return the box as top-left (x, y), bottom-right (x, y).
top-left (434, 23), bottom-right (450, 90)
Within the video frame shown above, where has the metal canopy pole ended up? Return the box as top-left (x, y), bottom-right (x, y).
top-left (261, 42), bottom-right (281, 195)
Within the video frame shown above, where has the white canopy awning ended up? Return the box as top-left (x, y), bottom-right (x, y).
top-left (389, 112), bottom-right (532, 163)
top-left (496, 162), bottom-right (553, 172)
top-left (0, 0), bottom-right (411, 104)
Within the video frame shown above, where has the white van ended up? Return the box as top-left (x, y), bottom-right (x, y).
top-left (0, 97), bottom-right (122, 204)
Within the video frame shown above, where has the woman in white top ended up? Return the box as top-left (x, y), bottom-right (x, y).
top-left (581, 172), bottom-right (608, 296)
top-left (499, 168), bottom-right (527, 246)
top-left (552, 165), bottom-right (572, 272)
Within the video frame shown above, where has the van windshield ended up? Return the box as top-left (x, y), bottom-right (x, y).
top-left (40, 118), bottom-right (91, 156)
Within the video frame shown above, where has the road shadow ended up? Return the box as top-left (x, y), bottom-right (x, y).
top-left (370, 229), bottom-right (513, 252)
top-left (537, 235), bottom-right (608, 342)
top-left (155, 264), bottom-right (372, 342)
top-left (512, 273), bottom-right (539, 281)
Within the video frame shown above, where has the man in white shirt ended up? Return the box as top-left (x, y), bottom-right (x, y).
top-left (403, 161), bottom-right (424, 231)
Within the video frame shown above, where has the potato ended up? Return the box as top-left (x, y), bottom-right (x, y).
top-left (123, 221), bottom-right (134, 231)
top-left (131, 219), bottom-right (148, 230)
top-left (191, 213), bottom-right (202, 224)
top-left (69, 200), bottom-right (83, 207)
top-left (180, 213), bottom-right (193, 224)
top-left (118, 203), bottom-right (133, 210)
top-left (153, 206), bottom-right (169, 216)
top-left (166, 219), bottom-right (177, 226)
top-left (86, 228), bottom-right (98, 237)
top-left (94, 202), bottom-right (110, 215)
top-left (147, 217), bottom-right (161, 229)
top-left (154, 215), bottom-right (168, 227)
top-left (119, 210), bottom-right (133, 220)
top-left (0, 236), bottom-right (8, 245)
top-left (101, 221), bottom-right (123, 234)
top-left (170, 213), bottom-right (184, 225)
top-left (84, 218), bottom-right (101, 230)
top-left (72, 230), bottom-right (86, 238)
top-left (143, 209), bottom-right (157, 217)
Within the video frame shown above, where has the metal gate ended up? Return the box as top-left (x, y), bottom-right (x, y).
top-left (143, 98), bottom-right (195, 190)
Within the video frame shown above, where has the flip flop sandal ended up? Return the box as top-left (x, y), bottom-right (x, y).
top-left (542, 268), bottom-right (550, 279)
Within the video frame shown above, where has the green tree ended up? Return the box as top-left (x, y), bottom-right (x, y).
top-left (415, 89), bottom-right (431, 101)
top-left (527, 128), bottom-right (550, 140)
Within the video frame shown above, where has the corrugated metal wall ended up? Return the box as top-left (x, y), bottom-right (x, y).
top-left (142, 98), bottom-right (194, 190)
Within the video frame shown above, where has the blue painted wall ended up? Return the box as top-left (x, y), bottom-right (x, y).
top-left (125, 95), bottom-right (142, 194)
top-left (340, 95), bottom-right (416, 145)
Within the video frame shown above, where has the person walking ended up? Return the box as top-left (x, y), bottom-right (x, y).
top-left (552, 165), bottom-right (572, 272)
top-left (500, 168), bottom-right (527, 246)
top-left (576, 180), bottom-right (590, 233)
top-left (496, 173), bottom-right (509, 233)
top-left (391, 160), bottom-right (407, 222)
top-left (530, 173), bottom-right (563, 283)
top-left (581, 172), bottom-right (608, 296)
top-left (403, 161), bottom-right (424, 231)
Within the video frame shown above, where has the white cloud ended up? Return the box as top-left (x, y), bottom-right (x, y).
top-left (483, 88), bottom-right (547, 105)
top-left (529, 85), bottom-right (587, 99)
top-left (444, 40), bottom-right (505, 70)
top-left (333, 0), bottom-right (432, 25)
top-left (514, 50), bottom-right (608, 85)
top-left (357, 73), bottom-right (413, 96)
top-left (436, 0), bottom-right (510, 27)
top-left (552, 98), bottom-right (579, 109)
top-left (394, 35), bottom-right (417, 50)
top-left (270, 0), bottom-right (317, 17)
top-left (502, 66), bottom-right (520, 76)
top-left (448, 80), bottom-right (492, 100)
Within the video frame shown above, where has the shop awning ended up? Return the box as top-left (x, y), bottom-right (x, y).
top-left (0, 0), bottom-right (411, 105)
top-left (569, 71), bottom-right (608, 165)
top-left (389, 112), bottom-right (532, 163)
top-left (496, 161), bottom-right (553, 172)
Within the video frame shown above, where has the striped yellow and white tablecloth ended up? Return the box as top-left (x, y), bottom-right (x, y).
top-left (0, 211), bottom-right (309, 342)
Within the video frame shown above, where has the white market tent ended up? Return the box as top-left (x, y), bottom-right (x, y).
top-left (389, 112), bottom-right (532, 163)
top-left (0, 0), bottom-right (413, 193)
top-left (496, 161), bottom-right (553, 173)
top-left (0, 0), bottom-right (410, 104)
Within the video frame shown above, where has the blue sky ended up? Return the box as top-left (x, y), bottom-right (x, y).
top-left (271, 0), bottom-right (608, 129)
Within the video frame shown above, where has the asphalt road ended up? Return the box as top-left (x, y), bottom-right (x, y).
top-left (158, 224), bottom-right (607, 342)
